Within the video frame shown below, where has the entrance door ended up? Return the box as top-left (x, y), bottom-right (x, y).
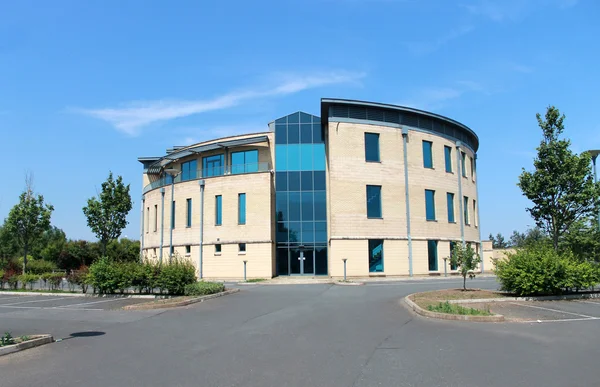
top-left (290, 248), bottom-right (314, 275)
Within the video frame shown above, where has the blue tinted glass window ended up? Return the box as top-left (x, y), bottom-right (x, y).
top-left (215, 195), bottom-right (222, 225)
top-left (461, 152), bottom-right (467, 177)
top-left (447, 193), bottom-right (455, 222)
top-left (276, 172), bottom-right (287, 191)
top-left (203, 154), bottom-right (224, 177)
top-left (289, 192), bottom-right (301, 221)
top-left (365, 133), bottom-right (380, 162)
top-left (315, 222), bottom-right (327, 243)
top-left (301, 222), bottom-right (314, 243)
top-left (312, 123), bottom-right (323, 143)
top-left (314, 171), bottom-right (326, 191)
top-left (314, 192), bottom-right (326, 221)
top-left (301, 171), bottom-right (313, 191)
top-left (287, 124), bottom-right (300, 144)
top-left (300, 144), bottom-right (313, 171)
top-left (369, 239), bottom-right (384, 273)
top-left (245, 150), bottom-right (258, 168)
top-left (181, 160), bottom-right (197, 181)
top-left (171, 200), bottom-right (176, 229)
top-left (288, 171), bottom-right (300, 191)
top-left (366, 185), bottom-right (382, 218)
top-left (231, 150), bottom-right (258, 174)
top-left (444, 146), bottom-right (452, 173)
top-left (300, 112), bottom-right (312, 123)
top-left (423, 141), bottom-right (433, 168)
top-left (301, 192), bottom-right (314, 221)
top-left (288, 221), bottom-right (301, 243)
top-left (425, 189), bottom-right (436, 221)
top-left (464, 196), bottom-right (469, 224)
top-left (238, 193), bottom-right (246, 224)
top-left (287, 112), bottom-right (299, 124)
top-left (428, 240), bottom-right (438, 271)
top-left (275, 124), bottom-right (287, 144)
top-left (450, 241), bottom-right (458, 270)
top-left (301, 124), bottom-right (312, 144)
top-left (313, 144), bottom-right (326, 171)
top-left (287, 145), bottom-right (300, 171)
top-left (275, 145), bottom-right (288, 170)
top-left (275, 117), bottom-right (287, 125)
top-left (186, 198), bottom-right (192, 227)
top-left (276, 192), bottom-right (288, 222)
top-left (277, 222), bottom-right (288, 243)
top-left (231, 152), bottom-right (244, 174)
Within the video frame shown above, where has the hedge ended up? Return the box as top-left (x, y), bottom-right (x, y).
top-left (184, 281), bottom-right (225, 296)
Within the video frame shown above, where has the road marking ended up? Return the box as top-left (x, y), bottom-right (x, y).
top-left (576, 300), bottom-right (600, 306)
top-left (0, 297), bottom-right (70, 306)
top-left (511, 302), bottom-right (597, 318)
top-left (0, 305), bottom-right (103, 311)
top-left (55, 298), bottom-right (123, 308)
top-left (0, 295), bottom-right (40, 302)
top-left (520, 317), bottom-right (599, 323)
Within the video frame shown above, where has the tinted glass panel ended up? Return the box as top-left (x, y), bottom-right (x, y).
top-left (287, 124), bottom-right (300, 144)
top-left (423, 141), bottom-right (433, 168)
top-left (301, 192), bottom-right (314, 221)
top-left (181, 160), bottom-right (197, 181)
top-left (277, 222), bottom-right (288, 243)
top-left (215, 195), bottom-right (222, 225)
top-left (276, 172), bottom-right (287, 191)
top-left (300, 144), bottom-right (313, 171)
top-left (171, 201), bottom-right (176, 229)
top-left (315, 222), bottom-right (327, 243)
top-left (238, 193), bottom-right (246, 224)
top-left (301, 124), bottom-right (312, 144)
top-left (313, 144), bottom-right (326, 171)
top-left (302, 222), bottom-right (314, 243)
top-left (461, 152), bottom-right (467, 177)
top-left (287, 144), bottom-right (300, 171)
top-left (314, 171), bottom-right (326, 191)
top-left (301, 171), bottom-right (313, 191)
top-left (289, 192), bottom-right (301, 221)
top-left (277, 248), bottom-right (289, 275)
top-left (287, 112), bottom-right (299, 124)
top-left (425, 190), bottom-right (436, 221)
top-left (315, 247), bottom-right (327, 275)
top-left (313, 123), bottom-right (323, 143)
top-left (275, 145), bottom-right (287, 170)
top-left (288, 221), bottom-right (301, 243)
top-left (464, 196), bottom-right (469, 224)
top-left (450, 241), bottom-right (457, 270)
top-left (446, 193), bottom-right (455, 222)
top-left (186, 198), bottom-right (192, 227)
top-left (275, 124), bottom-right (287, 144)
top-left (444, 146), bottom-right (452, 173)
top-left (365, 133), bottom-right (380, 162)
top-left (428, 240), bottom-right (438, 271)
top-left (288, 171), bottom-right (300, 191)
top-left (203, 154), bottom-right (224, 177)
top-left (366, 185), bottom-right (382, 218)
top-left (314, 192), bottom-right (326, 221)
top-left (369, 239), bottom-right (384, 273)
top-left (276, 192), bottom-right (288, 222)
top-left (300, 112), bottom-right (313, 123)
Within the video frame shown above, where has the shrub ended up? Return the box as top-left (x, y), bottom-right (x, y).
top-left (0, 270), bottom-right (4, 289)
top-left (88, 257), bottom-right (121, 294)
top-left (18, 274), bottom-right (39, 290)
top-left (67, 266), bottom-right (89, 293)
top-left (157, 259), bottom-right (197, 295)
top-left (7, 275), bottom-right (19, 290)
top-left (130, 261), bottom-right (158, 294)
top-left (184, 281), bottom-right (225, 296)
top-left (47, 273), bottom-right (64, 290)
top-left (26, 260), bottom-right (57, 275)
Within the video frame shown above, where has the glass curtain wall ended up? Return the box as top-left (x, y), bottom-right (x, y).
top-left (275, 112), bottom-right (327, 275)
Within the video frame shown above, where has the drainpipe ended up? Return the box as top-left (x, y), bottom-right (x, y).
top-left (402, 128), bottom-right (413, 277)
top-left (169, 180), bottom-right (175, 264)
top-left (140, 195), bottom-right (145, 261)
top-left (456, 142), bottom-right (465, 246)
top-left (159, 187), bottom-right (165, 264)
top-left (474, 154), bottom-right (483, 271)
top-left (199, 179), bottom-right (205, 279)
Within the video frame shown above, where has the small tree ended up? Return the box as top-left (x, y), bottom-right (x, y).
top-left (5, 177), bottom-right (54, 273)
top-left (450, 243), bottom-right (481, 290)
top-left (83, 172), bottom-right (133, 256)
top-left (518, 106), bottom-right (600, 250)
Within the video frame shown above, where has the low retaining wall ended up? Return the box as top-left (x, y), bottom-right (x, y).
top-left (404, 294), bottom-right (505, 322)
top-left (0, 335), bottom-right (54, 357)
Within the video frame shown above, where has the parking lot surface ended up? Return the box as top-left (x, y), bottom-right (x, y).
top-left (0, 294), bottom-right (150, 312)
top-left (482, 298), bottom-right (600, 322)
top-left (1, 278), bottom-right (599, 387)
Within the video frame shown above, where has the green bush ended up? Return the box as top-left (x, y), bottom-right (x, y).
top-left (184, 281), bottom-right (225, 296)
top-left (0, 270), bottom-right (4, 289)
top-left (18, 274), bottom-right (39, 290)
top-left (67, 266), bottom-right (90, 293)
top-left (26, 260), bottom-right (57, 275)
top-left (494, 244), bottom-right (599, 296)
top-left (157, 259), bottom-right (197, 295)
top-left (130, 261), bottom-right (159, 294)
top-left (88, 257), bottom-right (122, 294)
top-left (7, 275), bottom-right (18, 290)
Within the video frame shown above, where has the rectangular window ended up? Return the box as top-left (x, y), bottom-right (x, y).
top-left (215, 195), bottom-right (222, 225)
top-left (464, 196), bottom-right (469, 225)
top-left (470, 156), bottom-right (474, 180)
top-left (238, 193), bottom-right (246, 224)
top-left (428, 240), bottom-right (438, 271)
top-left (368, 239), bottom-right (384, 273)
top-left (181, 160), bottom-right (198, 181)
top-left (444, 146), bottom-right (452, 173)
top-left (449, 241), bottom-right (457, 270)
top-left (215, 244), bottom-right (221, 254)
top-left (446, 193), bottom-right (455, 222)
top-left (461, 152), bottom-right (467, 177)
top-left (422, 140), bottom-right (433, 168)
top-left (146, 207), bottom-right (149, 233)
top-left (231, 150), bottom-right (259, 174)
top-left (202, 154), bottom-right (224, 177)
top-left (365, 133), bottom-right (380, 162)
top-left (425, 189), bottom-right (436, 221)
top-left (171, 201), bottom-right (176, 229)
top-left (186, 198), bottom-right (192, 228)
top-left (170, 246), bottom-right (174, 255)
top-left (473, 200), bottom-right (477, 227)
top-left (185, 245), bottom-right (191, 255)
top-left (366, 185), bottom-right (382, 218)
top-left (154, 205), bottom-right (158, 232)
top-left (239, 243), bottom-right (246, 253)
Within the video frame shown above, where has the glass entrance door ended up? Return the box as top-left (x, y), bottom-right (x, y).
top-left (290, 248), bottom-right (314, 275)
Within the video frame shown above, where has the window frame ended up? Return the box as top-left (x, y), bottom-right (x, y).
top-left (186, 198), bottom-right (192, 228)
top-left (368, 239), bottom-right (384, 273)
top-left (366, 185), bottom-right (382, 218)
top-left (364, 132), bottom-right (380, 162)
top-left (444, 146), bottom-right (452, 173)
top-left (215, 244), bottom-right (222, 254)
top-left (215, 195), bottom-right (222, 226)
top-left (425, 189), bottom-right (436, 221)
top-left (422, 140), bottom-right (434, 169)
top-left (185, 245), bottom-right (191, 255)
top-left (461, 152), bottom-right (467, 178)
top-left (238, 243), bottom-right (246, 253)
top-left (446, 192), bottom-right (455, 223)
top-left (464, 196), bottom-right (470, 225)
top-left (428, 240), bottom-right (438, 271)
top-left (238, 193), bottom-right (246, 225)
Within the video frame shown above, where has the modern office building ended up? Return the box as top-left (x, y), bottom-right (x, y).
top-left (138, 98), bottom-right (481, 279)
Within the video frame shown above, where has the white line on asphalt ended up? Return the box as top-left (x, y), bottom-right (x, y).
top-left (576, 300), bottom-right (600, 306)
top-left (0, 297), bottom-right (70, 306)
top-left (511, 302), bottom-right (597, 318)
top-left (55, 298), bottom-right (123, 308)
top-left (0, 305), bottom-right (103, 311)
top-left (520, 317), bottom-right (599, 323)
top-left (0, 295), bottom-right (40, 302)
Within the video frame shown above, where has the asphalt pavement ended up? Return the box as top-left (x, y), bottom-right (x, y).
top-left (1, 277), bottom-right (599, 387)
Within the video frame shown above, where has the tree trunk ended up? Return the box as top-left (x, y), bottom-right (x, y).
top-left (463, 275), bottom-right (467, 291)
top-left (22, 243), bottom-right (28, 274)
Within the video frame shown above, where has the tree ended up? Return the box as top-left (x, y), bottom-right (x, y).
top-left (518, 106), bottom-right (600, 250)
top-left (0, 224), bottom-right (19, 260)
top-left (488, 233), bottom-right (496, 247)
top-left (5, 177), bottom-right (54, 273)
top-left (488, 233), bottom-right (508, 248)
top-left (509, 227), bottom-right (547, 248)
top-left (83, 172), bottom-right (133, 256)
top-left (450, 243), bottom-right (482, 290)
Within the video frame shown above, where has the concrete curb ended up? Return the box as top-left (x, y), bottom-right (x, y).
top-left (404, 294), bottom-right (504, 322)
top-left (334, 281), bottom-right (365, 286)
top-left (123, 288), bottom-right (240, 310)
top-left (0, 335), bottom-right (54, 357)
top-left (449, 292), bottom-right (600, 304)
top-left (236, 282), bottom-right (268, 286)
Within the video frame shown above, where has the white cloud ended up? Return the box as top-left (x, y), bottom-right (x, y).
top-left (75, 71), bottom-right (365, 136)
top-left (174, 124), bottom-right (268, 146)
top-left (462, 0), bottom-right (578, 22)
top-left (403, 25), bottom-right (474, 55)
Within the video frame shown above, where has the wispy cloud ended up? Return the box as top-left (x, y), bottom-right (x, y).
top-left (398, 80), bottom-right (485, 111)
top-left (75, 71), bottom-right (365, 136)
top-left (173, 124), bottom-right (268, 146)
top-left (403, 25), bottom-right (474, 55)
top-left (462, 0), bottom-right (578, 22)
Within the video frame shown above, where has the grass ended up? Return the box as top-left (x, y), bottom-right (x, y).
top-left (245, 278), bottom-right (267, 283)
top-left (0, 288), bottom-right (79, 294)
top-left (427, 301), bottom-right (492, 316)
top-left (410, 288), bottom-right (505, 315)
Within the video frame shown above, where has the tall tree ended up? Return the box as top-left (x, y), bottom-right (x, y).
top-left (488, 233), bottom-right (496, 247)
top-left (5, 177), bottom-right (54, 273)
top-left (495, 233), bottom-right (508, 249)
top-left (450, 243), bottom-right (481, 290)
top-left (83, 172), bottom-right (133, 256)
top-left (518, 106), bottom-right (600, 250)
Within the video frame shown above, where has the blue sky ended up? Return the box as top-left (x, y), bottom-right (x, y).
top-left (0, 0), bottom-right (598, 242)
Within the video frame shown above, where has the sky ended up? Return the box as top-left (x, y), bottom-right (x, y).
top-left (0, 0), bottom-right (598, 242)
